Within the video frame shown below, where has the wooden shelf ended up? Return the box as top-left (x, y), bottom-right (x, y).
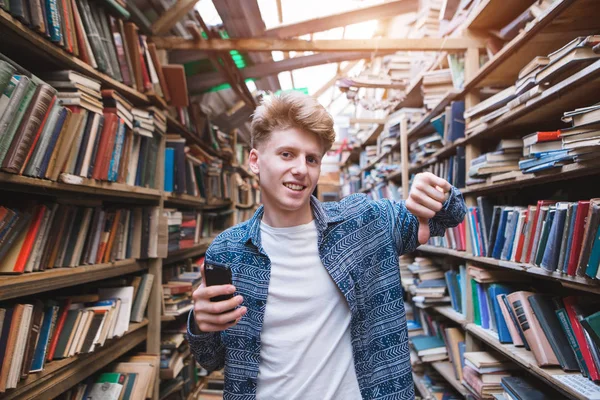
top-left (3, 320), bottom-right (148, 400)
top-left (461, 162), bottom-right (600, 196)
top-left (0, 259), bottom-right (148, 301)
top-left (417, 245), bottom-right (600, 295)
top-left (431, 362), bottom-right (469, 397)
top-left (463, 0), bottom-right (600, 91)
top-left (161, 305), bottom-right (193, 322)
top-left (466, 323), bottom-right (589, 400)
top-left (395, 75), bottom-right (424, 110)
top-left (164, 193), bottom-right (207, 208)
top-left (464, 0), bottom-right (537, 31)
top-left (204, 199), bottom-right (233, 210)
top-left (407, 90), bottom-right (462, 141)
top-left (360, 124), bottom-right (385, 147)
top-left (165, 237), bottom-right (214, 264)
top-left (0, 172), bottom-right (162, 202)
top-left (432, 306), bottom-right (467, 326)
top-left (0, 9), bottom-right (152, 106)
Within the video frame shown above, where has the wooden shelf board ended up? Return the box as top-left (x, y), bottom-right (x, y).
top-left (4, 320), bottom-right (148, 400)
top-left (164, 193), bottom-right (207, 208)
top-left (460, 162), bottom-right (600, 197)
top-left (0, 9), bottom-right (151, 106)
top-left (463, 0), bottom-right (600, 90)
top-left (407, 90), bottom-right (461, 141)
top-left (432, 306), bottom-right (467, 326)
top-left (0, 172), bottom-right (161, 202)
top-left (464, 0), bottom-right (537, 31)
top-left (466, 323), bottom-right (587, 400)
top-left (465, 59), bottom-right (600, 143)
top-left (203, 199), bottom-right (233, 210)
top-left (396, 75), bottom-right (424, 110)
top-left (418, 245), bottom-right (600, 295)
top-left (165, 237), bottom-right (214, 264)
top-left (0, 259), bottom-right (148, 301)
top-left (431, 362), bottom-right (469, 397)
top-left (361, 124), bottom-right (385, 147)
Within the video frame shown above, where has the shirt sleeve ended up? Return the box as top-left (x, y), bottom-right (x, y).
top-left (186, 309), bottom-right (226, 372)
top-left (389, 185), bottom-right (467, 255)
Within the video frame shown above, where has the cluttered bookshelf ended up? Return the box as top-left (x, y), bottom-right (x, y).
top-left (333, 0), bottom-right (600, 399)
top-left (0, 0), bottom-right (260, 397)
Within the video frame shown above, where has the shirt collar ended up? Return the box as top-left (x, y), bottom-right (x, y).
top-left (244, 196), bottom-right (343, 248)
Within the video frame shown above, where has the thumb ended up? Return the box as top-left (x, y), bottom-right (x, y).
top-left (418, 217), bottom-right (430, 245)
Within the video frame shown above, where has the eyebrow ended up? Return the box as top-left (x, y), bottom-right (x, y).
top-left (275, 146), bottom-right (322, 159)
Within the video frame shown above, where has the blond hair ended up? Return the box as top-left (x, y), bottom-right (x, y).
top-left (251, 92), bottom-right (336, 153)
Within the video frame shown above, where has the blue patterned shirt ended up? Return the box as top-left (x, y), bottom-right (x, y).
top-left (188, 188), bottom-right (466, 399)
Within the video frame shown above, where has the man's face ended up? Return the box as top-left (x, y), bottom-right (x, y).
top-left (249, 127), bottom-right (323, 215)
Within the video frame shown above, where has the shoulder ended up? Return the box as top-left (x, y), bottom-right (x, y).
top-left (322, 193), bottom-right (391, 221)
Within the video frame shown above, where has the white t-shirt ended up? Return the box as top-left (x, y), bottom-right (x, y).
top-left (256, 220), bottom-right (362, 400)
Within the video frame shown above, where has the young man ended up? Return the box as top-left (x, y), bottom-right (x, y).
top-left (188, 92), bottom-right (466, 400)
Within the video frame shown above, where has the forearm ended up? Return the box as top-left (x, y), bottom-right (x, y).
top-left (186, 311), bottom-right (226, 372)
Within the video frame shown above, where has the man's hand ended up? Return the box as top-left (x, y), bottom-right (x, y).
top-left (405, 172), bottom-right (452, 244)
top-left (192, 264), bottom-right (247, 333)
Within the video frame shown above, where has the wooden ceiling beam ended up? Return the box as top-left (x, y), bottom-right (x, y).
top-left (152, 36), bottom-right (486, 52)
top-left (263, 0), bottom-right (419, 38)
top-left (187, 51), bottom-right (381, 93)
top-left (151, 0), bottom-right (198, 35)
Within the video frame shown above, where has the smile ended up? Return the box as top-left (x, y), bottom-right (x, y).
top-left (283, 183), bottom-right (306, 191)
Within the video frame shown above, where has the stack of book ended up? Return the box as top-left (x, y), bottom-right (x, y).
top-left (160, 332), bottom-right (191, 381)
top-left (409, 133), bottom-right (444, 165)
top-left (56, 353), bottom-right (160, 400)
top-left (406, 257), bottom-right (451, 307)
top-left (0, 203), bottom-right (162, 274)
top-left (162, 280), bottom-right (194, 318)
top-left (468, 140), bottom-right (523, 182)
top-left (411, 334), bottom-right (449, 363)
top-left (517, 129), bottom-right (568, 174)
top-left (413, 0), bottom-right (443, 38)
top-left (0, 57), bottom-right (161, 189)
top-left (466, 35), bottom-right (600, 137)
top-left (165, 209), bottom-right (182, 253)
top-left (421, 69), bottom-right (454, 109)
top-left (462, 352), bottom-right (515, 399)
top-left (561, 102), bottom-right (600, 163)
top-left (0, 276), bottom-right (154, 392)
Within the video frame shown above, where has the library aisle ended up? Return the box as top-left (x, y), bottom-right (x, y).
top-left (1, 0), bottom-right (600, 399)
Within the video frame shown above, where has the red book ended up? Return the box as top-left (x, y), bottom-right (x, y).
top-left (13, 205), bottom-right (46, 273)
top-left (20, 97), bottom-right (57, 175)
top-left (46, 299), bottom-right (72, 361)
top-left (525, 200), bottom-right (556, 263)
top-left (92, 112), bottom-right (119, 181)
top-left (563, 297), bottom-right (600, 381)
top-left (567, 201), bottom-right (591, 276)
top-left (138, 35), bottom-right (152, 92)
top-left (514, 209), bottom-right (529, 263)
top-left (523, 130), bottom-right (561, 146)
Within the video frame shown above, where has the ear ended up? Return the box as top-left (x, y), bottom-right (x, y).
top-left (248, 148), bottom-right (260, 175)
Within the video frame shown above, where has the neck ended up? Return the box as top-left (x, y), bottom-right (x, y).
top-left (261, 201), bottom-right (313, 228)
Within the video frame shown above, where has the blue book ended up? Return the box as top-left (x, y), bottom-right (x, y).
top-left (449, 101), bottom-right (465, 142)
top-left (164, 148), bottom-right (175, 192)
top-left (502, 210), bottom-right (519, 261)
top-left (562, 203), bottom-right (578, 274)
top-left (488, 284), bottom-right (513, 343)
top-left (37, 107), bottom-right (68, 178)
top-left (108, 120), bottom-right (126, 182)
top-left (444, 270), bottom-right (460, 313)
top-left (30, 305), bottom-right (59, 372)
top-left (469, 207), bottom-right (481, 256)
top-left (541, 204), bottom-right (567, 271)
top-left (431, 113), bottom-right (445, 136)
top-left (477, 282), bottom-right (490, 329)
top-left (492, 208), bottom-right (511, 259)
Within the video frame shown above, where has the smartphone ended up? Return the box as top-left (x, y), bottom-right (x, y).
top-left (204, 262), bottom-right (233, 303)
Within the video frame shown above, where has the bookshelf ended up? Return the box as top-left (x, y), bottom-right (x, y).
top-left (165, 237), bottom-right (214, 265)
top-left (431, 361), bottom-right (469, 397)
top-left (2, 320), bottom-right (148, 400)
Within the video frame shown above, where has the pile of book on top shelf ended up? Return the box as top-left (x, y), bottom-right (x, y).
top-left (0, 274), bottom-right (154, 392)
top-left (464, 197), bottom-right (600, 279)
top-left (421, 69), bottom-right (454, 110)
top-left (465, 35), bottom-right (600, 137)
top-left (55, 353), bottom-right (160, 400)
top-left (1, 0), bottom-right (176, 99)
top-left (0, 202), bottom-right (163, 274)
top-left (0, 55), bottom-right (162, 189)
top-left (403, 256), bottom-right (453, 308)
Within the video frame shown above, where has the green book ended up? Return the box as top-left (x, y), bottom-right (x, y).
top-left (122, 373), bottom-right (137, 399)
top-left (585, 225), bottom-right (600, 278)
top-left (582, 311), bottom-right (600, 349)
top-left (100, 0), bottom-right (130, 19)
top-left (0, 77), bottom-right (38, 164)
top-left (535, 209), bottom-right (555, 267)
top-left (411, 335), bottom-right (446, 353)
top-left (88, 372), bottom-right (125, 399)
top-left (0, 75), bottom-right (29, 137)
top-left (0, 61), bottom-right (16, 98)
top-left (471, 277), bottom-right (481, 326)
top-left (556, 307), bottom-right (589, 377)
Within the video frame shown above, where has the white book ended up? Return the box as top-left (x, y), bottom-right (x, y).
top-left (99, 287), bottom-right (134, 338)
top-left (79, 113), bottom-right (101, 177)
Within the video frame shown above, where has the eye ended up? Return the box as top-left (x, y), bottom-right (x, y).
top-left (307, 156), bottom-right (319, 164)
top-left (281, 152), bottom-right (292, 158)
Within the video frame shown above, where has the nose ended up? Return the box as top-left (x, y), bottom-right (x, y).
top-left (291, 158), bottom-right (308, 176)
